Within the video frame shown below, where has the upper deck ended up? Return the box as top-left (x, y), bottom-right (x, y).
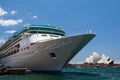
top-left (0, 25), bottom-right (65, 50)
top-left (13, 25), bottom-right (65, 37)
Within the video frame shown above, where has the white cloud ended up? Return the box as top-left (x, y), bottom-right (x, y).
top-left (32, 15), bottom-right (38, 19)
top-left (0, 7), bottom-right (7, 16)
top-left (5, 30), bottom-right (16, 34)
top-left (10, 10), bottom-right (17, 15)
top-left (0, 39), bottom-right (6, 46)
top-left (0, 19), bottom-right (22, 27)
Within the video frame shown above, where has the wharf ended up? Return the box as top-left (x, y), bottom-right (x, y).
top-left (0, 67), bottom-right (28, 75)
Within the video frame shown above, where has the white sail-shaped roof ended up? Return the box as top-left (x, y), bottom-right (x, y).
top-left (85, 58), bottom-right (90, 63)
top-left (106, 59), bottom-right (113, 65)
top-left (89, 55), bottom-right (93, 63)
top-left (92, 52), bottom-right (101, 64)
top-left (85, 52), bottom-right (114, 65)
top-left (101, 54), bottom-right (109, 61)
top-left (97, 59), bottom-right (104, 64)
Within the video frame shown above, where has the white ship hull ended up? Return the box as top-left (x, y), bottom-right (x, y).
top-left (1, 34), bottom-right (95, 71)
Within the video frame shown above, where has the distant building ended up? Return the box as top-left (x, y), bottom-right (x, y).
top-left (85, 52), bottom-right (114, 65)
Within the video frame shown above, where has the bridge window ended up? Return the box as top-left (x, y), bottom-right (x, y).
top-left (50, 34), bottom-right (59, 37)
top-left (41, 34), bottom-right (47, 36)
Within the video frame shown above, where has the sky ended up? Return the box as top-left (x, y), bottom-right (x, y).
top-left (0, 0), bottom-right (120, 63)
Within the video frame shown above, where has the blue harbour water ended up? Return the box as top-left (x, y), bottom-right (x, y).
top-left (0, 68), bottom-right (120, 80)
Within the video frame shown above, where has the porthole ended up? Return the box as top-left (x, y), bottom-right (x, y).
top-left (27, 47), bottom-right (29, 49)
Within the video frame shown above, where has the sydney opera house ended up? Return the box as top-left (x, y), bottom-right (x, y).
top-left (85, 52), bottom-right (114, 65)
top-left (66, 52), bottom-right (120, 68)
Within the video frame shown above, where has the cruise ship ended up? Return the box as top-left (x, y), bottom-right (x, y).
top-left (0, 25), bottom-right (95, 72)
